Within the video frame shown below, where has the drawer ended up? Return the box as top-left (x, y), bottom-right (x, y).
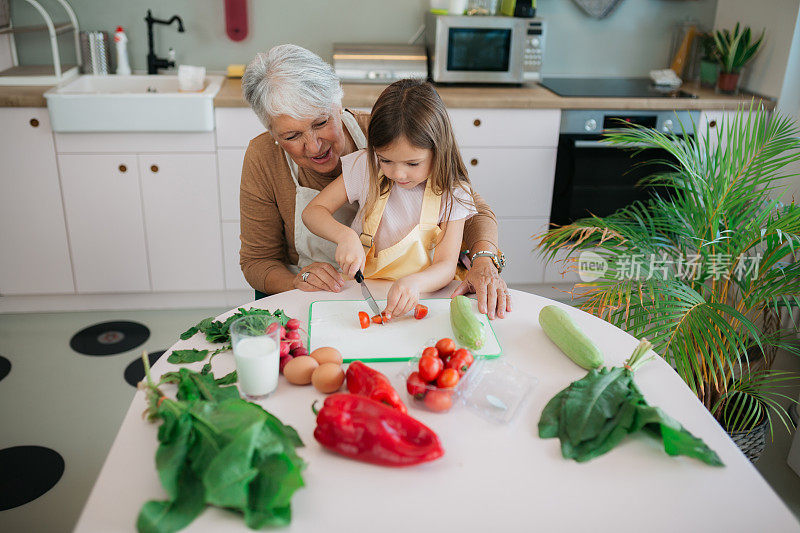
top-left (216, 108), bottom-right (266, 147)
top-left (497, 217), bottom-right (549, 285)
top-left (449, 109), bottom-right (560, 148)
top-left (222, 221), bottom-right (250, 290)
top-left (461, 147), bottom-right (556, 218)
top-left (219, 148), bottom-right (246, 221)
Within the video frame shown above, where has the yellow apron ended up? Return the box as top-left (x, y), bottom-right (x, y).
top-left (360, 178), bottom-right (442, 281)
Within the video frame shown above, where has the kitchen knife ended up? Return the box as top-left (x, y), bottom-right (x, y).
top-left (354, 269), bottom-right (382, 319)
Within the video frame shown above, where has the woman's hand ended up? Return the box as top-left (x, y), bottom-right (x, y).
top-left (451, 257), bottom-right (511, 320)
top-left (383, 277), bottom-right (421, 319)
top-left (293, 262), bottom-right (344, 292)
top-left (335, 229), bottom-right (366, 279)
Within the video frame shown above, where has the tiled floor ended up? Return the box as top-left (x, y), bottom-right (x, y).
top-left (0, 307), bottom-right (798, 531)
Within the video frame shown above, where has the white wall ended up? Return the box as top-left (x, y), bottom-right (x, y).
top-left (714, 0), bottom-right (800, 98)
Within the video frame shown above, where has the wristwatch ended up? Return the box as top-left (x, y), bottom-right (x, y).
top-left (471, 250), bottom-right (506, 273)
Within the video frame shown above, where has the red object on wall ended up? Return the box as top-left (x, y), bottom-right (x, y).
top-left (224, 0), bottom-right (248, 41)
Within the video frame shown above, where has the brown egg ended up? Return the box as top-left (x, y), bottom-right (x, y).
top-left (312, 362), bottom-right (345, 394)
top-left (283, 356), bottom-right (318, 385)
top-left (310, 346), bottom-right (343, 366)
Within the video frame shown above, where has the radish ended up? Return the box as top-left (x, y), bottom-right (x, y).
top-left (280, 341), bottom-right (291, 357)
top-left (267, 322), bottom-right (281, 334)
top-left (292, 347), bottom-right (309, 358)
top-left (286, 318), bottom-right (301, 331)
top-left (279, 354), bottom-right (293, 373)
top-left (289, 340), bottom-right (303, 352)
top-left (285, 330), bottom-right (301, 341)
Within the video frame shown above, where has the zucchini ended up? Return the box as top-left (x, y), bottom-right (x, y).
top-left (538, 305), bottom-right (603, 369)
top-left (450, 295), bottom-right (486, 350)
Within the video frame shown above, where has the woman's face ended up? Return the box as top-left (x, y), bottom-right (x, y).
top-left (375, 136), bottom-right (433, 190)
top-left (271, 109), bottom-right (347, 176)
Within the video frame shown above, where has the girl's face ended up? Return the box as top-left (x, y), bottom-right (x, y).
top-left (375, 136), bottom-right (433, 190)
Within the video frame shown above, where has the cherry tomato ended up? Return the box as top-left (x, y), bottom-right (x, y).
top-left (285, 318), bottom-right (301, 331)
top-left (381, 311), bottom-right (391, 322)
top-left (435, 338), bottom-right (456, 359)
top-left (424, 389), bottom-right (453, 412)
top-left (406, 371), bottom-right (427, 399)
top-left (358, 311), bottom-right (370, 329)
top-left (418, 354), bottom-right (443, 382)
top-left (372, 315), bottom-right (383, 324)
top-left (453, 348), bottom-right (474, 366)
top-left (447, 353), bottom-right (471, 377)
top-left (421, 346), bottom-right (438, 359)
top-left (437, 368), bottom-right (460, 388)
top-left (413, 304), bottom-right (428, 319)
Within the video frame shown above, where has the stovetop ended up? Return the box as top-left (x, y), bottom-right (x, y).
top-left (540, 77), bottom-right (697, 99)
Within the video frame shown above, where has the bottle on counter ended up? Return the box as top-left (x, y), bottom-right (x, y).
top-left (114, 26), bottom-right (131, 75)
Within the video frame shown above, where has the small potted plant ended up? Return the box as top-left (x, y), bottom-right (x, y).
top-left (713, 23), bottom-right (765, 93)
top-left (698, 32), bottom-right (719, 88)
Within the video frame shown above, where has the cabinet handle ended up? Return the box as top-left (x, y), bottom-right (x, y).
top-left (119, 164), bottom-right (127, 173)
top-left (709, 120), bottom-right (717, 128)
top-left (150, 165), bottom-right (159, 173)
top-left (473, 118), bottom-right (481, 127)
top-left (470, 158), bottom-right (479, 166)
top-left (29, 118), bottom-right (39, 127)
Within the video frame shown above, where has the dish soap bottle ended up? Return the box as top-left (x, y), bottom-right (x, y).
top-left (114, 26), bottom-right (131, 75)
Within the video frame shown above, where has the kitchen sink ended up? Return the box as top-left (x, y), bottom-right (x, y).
top-left (44, 74), bottom-right (224, 132)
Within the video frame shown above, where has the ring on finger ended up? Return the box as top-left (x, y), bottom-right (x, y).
top-left (301, 271), bottom-right (310, 282)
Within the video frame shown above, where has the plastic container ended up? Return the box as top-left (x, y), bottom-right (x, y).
top-left (400, 344), bottom-right (536, 424)
top-left (114, 26), bottom-right (131, 75)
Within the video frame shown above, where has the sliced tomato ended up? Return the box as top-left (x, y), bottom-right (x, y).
top-left (413, 304), bottom-right (428, 319)
top-left (424, 389), bottom-right (453, 412)
top-left (437, 368), bottom-right (460, 389)
top-left (406, 371), bottom-right (427, 399)
top-left (372, 314), bottom-right (383, 324)
top-left (418, 354), bottom-right (443, 382)
top-left (358, 311), bottom-right (370, 329)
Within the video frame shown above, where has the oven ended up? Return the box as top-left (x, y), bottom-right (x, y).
top-left (549, 109), bottom-right (699, 227)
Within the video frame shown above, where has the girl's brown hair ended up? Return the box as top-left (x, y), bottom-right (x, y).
top-left (363, 78), bottom-right (474, 234)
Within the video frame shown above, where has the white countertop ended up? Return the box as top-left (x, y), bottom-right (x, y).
top-left (74, 282), bottom-right (799, 532)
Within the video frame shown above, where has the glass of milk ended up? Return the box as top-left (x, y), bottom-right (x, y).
top-left (230, 316), bottom-right (281, 400)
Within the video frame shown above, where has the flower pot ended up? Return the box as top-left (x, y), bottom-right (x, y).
top-left (717, 71), bottom-right (741, 94)
top-left (728, 415), bottom-right (768, 462)
top-left (699, 59), bottom-right (718, 88)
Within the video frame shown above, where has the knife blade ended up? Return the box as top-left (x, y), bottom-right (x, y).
top-left (354, 269), bottom-right (382, 319)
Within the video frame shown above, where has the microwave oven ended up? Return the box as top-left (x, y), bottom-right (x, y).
top-left (425, 13), bottom-right (544, 84)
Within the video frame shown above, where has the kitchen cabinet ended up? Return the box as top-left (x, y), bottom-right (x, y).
top-left (139, 154), bottom-right (224, 291)
top-left (222, 221), bottom-right (249, 290)
top-left (218, 148), bottom-right (246, 221)
top-left (0, 108), bottom-right (74, 295)
top-left (58, 154), bottom-right (150, 293)
top-left (451, 109), bottom-right (560, 285)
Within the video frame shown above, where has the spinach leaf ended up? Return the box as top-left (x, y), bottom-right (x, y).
top-left (214, 370), bottom-right (238, 386)
top-left (167, 349), bottom-right (208, 364)
top-left (202, 422), bottom-right (262, 509)
top-left (635, 404), bottom-right (724, 466)
top-left (137, 465), bottom-right (205, 533)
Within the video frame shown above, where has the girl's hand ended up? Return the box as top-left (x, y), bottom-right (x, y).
top-left (384, 278), bottom-right (420, 319)
top-left (335, 229), bottom-right (366, 279)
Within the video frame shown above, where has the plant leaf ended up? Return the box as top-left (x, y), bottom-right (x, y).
top-left (167, 349), bottom-right (209, 364)
top-left (635, 404), bottom-right (724, 466)
top-left (202, 421), bottom-right (262, 509)
top-left (136, 466), bottom-right (205, 533)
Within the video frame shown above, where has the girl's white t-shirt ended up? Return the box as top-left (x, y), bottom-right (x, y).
top-left (341, 149), bottom-right (477, 252)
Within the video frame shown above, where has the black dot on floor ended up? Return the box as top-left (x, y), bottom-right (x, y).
top-left (0, 446), bottom-right (65, 511)
top-left (70, 321), bottom-right (150, 356)
top-left (0, 356), bottom-right (10, 382)
top-left (124, 350), bottom-right (165, 387)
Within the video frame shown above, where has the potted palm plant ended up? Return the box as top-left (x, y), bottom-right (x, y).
top-left (537, 104), bottom-right (800, 461)
top-left (713, 23), bottom-right (765, 94)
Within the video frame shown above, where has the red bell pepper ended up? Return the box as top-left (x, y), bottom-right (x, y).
top-left (313, 393), bottom-right (444, 467)
top-left (345, 361), bottom-right (407, 414)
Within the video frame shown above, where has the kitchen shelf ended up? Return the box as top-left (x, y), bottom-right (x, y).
top-left (0, 21), bottom-right (74, 35)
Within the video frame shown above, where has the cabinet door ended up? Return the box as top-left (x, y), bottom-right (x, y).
top-left (449, 109), bottom-right (560, 148)
top-left (497, 218), bottom-right (548, 285)
top-left (59, 154), bottom-right (150, 292)
top-left (140, 154), bottom-right (224, 291)
top-left (222, 221), bottom-right (250, 290)
top-left (215, 108), bottom-right (265, 148)
top-left (0, 109), bottom-right (74, 295)
top-left (218, 148), bottom-right (245, 221)
top-left (460, 147), bottom-right (556, 218)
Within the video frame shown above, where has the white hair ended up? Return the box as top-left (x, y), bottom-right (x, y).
top-left (242, 44), bottom-right (344, 131)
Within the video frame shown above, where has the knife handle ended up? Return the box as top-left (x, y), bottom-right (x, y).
top-left (355, 269), bottom-right (364, 283)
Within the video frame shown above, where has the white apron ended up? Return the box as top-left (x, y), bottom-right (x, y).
top-left (284, 111), bottom-right (366, 273)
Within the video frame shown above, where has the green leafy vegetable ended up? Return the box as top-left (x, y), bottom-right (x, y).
top-left (180, 308), bottom-right (290, 344)
top-left (137, 353), bottom-right (306, 533)
top-left (538, 339), bottom-right (724, 466)
top-left (167, 349), bottom-right (208, 364)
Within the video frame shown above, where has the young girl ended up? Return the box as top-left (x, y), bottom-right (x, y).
top-left (302, 78), bottom-right (477, 319)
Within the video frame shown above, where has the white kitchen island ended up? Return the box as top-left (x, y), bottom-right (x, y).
top-left (74, 282), bottom-right (800, 533)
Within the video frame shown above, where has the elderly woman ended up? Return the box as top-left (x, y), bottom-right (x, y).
top-left (240, 44), bottom-right (512, 319)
